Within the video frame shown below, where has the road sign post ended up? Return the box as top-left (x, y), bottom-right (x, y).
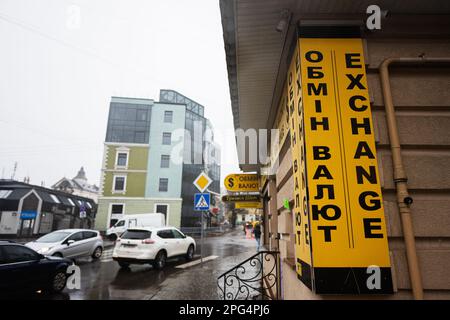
top-left (193, 171), bottom-right (212, 267)
top-left (201, 210), bottom-right (204, 265)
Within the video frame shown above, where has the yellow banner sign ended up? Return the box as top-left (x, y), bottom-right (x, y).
top-left (281, 37), bottom-right (392, 294)
top-left (224, 174), bottom-right (259, 192)
top-left (235, 201), bottom-right (263, 209)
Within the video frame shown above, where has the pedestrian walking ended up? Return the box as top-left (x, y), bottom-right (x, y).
top-left (253, 223), bottom-right (262, 252)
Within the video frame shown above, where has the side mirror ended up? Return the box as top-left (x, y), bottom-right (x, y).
top-left (67, 240), bottom-right (75, 246)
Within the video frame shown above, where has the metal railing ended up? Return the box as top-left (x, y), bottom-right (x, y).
top-left (181, 225), bottom-right (232, 236)
top-left (217, 251), bottom-right (280, 300)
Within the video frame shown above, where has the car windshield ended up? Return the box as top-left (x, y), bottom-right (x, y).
top-left (35, 231), bottom-right (72, 243)
top-left (121, 230), bottom-right (151, 240)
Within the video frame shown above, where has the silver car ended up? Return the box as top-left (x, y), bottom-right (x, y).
top-left (26, 229), bottom-right (103, 260)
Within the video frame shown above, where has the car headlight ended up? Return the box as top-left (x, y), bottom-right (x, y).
top-left (38, 247), bottom-right (51, 254)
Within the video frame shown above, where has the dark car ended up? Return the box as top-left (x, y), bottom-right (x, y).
top-left (0, 240), bottom-right (72, 296)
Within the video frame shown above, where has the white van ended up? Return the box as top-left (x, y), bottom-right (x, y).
top-left (106, 213), bottom-right (166, 240)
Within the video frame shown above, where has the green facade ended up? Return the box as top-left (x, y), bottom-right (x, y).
top-left (97, 143), bottom-right (183, 231)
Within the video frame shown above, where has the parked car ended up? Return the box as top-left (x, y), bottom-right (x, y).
top-left (0, 240), bottom-right (71, 295)
top-left (112, 226), bottom-right (196, 269)
top-left (25, 229), bottom-right (103, 260)
top-left (106, 213), bottom-right (166, 241)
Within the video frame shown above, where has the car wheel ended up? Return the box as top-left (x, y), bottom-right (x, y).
top-left (153, 251), bottom-right (167, 270)
top-left (92, 246), bottom-right (103, 259)
top-left (186, 245), bottom-right (194, 261)
top-left (108, 234), bottom-right (117, 241)
top-left (49, 270), bottom-right (67, 293)
top-left (118, 262), bottom-right (129, 268)
top-left (52, 252), bottom-right (63, 258)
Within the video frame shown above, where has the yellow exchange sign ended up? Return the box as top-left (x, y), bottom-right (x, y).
top-left (224, 174), bottom-right (259, 192)
top-left (285, 37), bottom-right (392, 294)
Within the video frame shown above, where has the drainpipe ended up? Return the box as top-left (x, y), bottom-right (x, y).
top-left (379, 57), bottom-right (450, 300)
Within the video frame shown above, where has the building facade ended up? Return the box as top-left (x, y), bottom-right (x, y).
top-left (52, 167), bottom-right (99, 202)
top-left (0, 180), bottom-right (97, 237)
top-left (96, 90), bottom-right (220, 231)
top-left (220, 0), bottom-right (450, 299)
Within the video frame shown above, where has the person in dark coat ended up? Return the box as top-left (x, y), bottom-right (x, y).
top-left (253, 223), bottom-right (262, 251)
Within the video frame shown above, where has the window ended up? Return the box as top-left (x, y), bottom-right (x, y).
top-left (86, 202), bottom-right (92, 209)
top-left (111, 204), bottom-right (124, 214)
top-left (115, 220), bottom-right (125, 227)
top-left (135, 131), bottom-right (146, 143)
top-left (117, 152), bottom-right (128, 167)
top-left (113, 176), bottom-right (126, 192)
top-left (77, 200), bottom-right (82, 206)
top-left (136, 109), bottom-right (148, 121)
top-left (164, 110), bottom-right (173, 123)
top-left (50, 194), bottom-right (60, 204)
top-left (159, 178), bottom-right (168, 192)
top-left (66, 232), bottom-right (83, 243)
top-left (0, 190), bottom-right (12, 199)
top-left (1, 245), bottom-right (40, 264)
top-left (121, 230), bottom-right (151, 240)
top-left (162, 132), bottom-right (171, 145)
top-left (172, 229), bottom-right (185, 239)
top-left (157, 230), bottom-right (174, 239)
top-left (67, 198), bottom-right (75, 206)
top-left (160, 155), bottom-right (170, 168)
top-left (83, 231), bottom-right (97, 239)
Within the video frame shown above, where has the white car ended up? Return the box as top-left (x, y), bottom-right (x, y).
top-left (112, 226), bottom-right (196, 269)
top-left (26, 229), bottom-right (103, 260)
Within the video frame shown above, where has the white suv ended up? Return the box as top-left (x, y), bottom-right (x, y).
top-left (112, 226), bottom-right (196, 269)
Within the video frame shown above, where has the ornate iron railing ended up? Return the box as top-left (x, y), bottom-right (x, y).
top-left (217, 251), bottom-right (280, 300)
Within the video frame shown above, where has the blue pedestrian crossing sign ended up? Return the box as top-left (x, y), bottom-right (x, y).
top-left (194, 193), bottom-right (210, 211)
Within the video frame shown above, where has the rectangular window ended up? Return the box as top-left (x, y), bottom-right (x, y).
top-left (117, 152), bottom-right (128, 167)
top-left (162, 132), bottom-right (171, 145)
top-left (113, 176), bottom-right (126, 192)
top-left (50, 194), bottom-right (60, 203)
top-left (159, 178), bottom-right (168, 192)
top-left (136, 109), bottom-right (148, 121)
top-left (164, 110), bottom-right (173, 123)
top-left (111, 204), bottom-right (124, 214)
top-left (160, 155), bottom-right (170, 168)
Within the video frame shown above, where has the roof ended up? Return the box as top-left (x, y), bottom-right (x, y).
top-left (0, 179), bottom-right (96, 205)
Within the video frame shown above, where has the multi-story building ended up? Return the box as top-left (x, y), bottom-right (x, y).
top-left (96, 90), bottom-right (220, 231)
top-left (220, 0), bottom-right (450, 299)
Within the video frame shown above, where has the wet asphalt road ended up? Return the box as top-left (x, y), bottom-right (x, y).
top-left (20, 229), bottom-right (257, 300)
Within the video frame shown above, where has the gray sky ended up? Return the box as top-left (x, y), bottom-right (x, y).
top-left (0, 0), bottom-right (239, 188)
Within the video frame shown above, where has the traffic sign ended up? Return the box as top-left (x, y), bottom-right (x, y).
top-left (194, 193), bottom-right (210, 211)
top-left (222, 194), bottom-right (261, 202)
top-left (193, 172), bottom-right (212, 192)
top-left (224, 174), bottom-right (259, 192)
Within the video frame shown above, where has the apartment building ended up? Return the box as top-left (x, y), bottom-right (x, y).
top-left (96, 90), bottom-right (220, 230)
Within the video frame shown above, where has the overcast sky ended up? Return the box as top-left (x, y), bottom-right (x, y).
top-left (0, 0), bottom-right (240, 188)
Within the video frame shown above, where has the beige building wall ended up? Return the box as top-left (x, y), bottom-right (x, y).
top-left (264, 35), bottom-right (450, 300)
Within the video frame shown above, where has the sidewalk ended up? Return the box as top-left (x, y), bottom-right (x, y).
top-left (146, 230), bottom-right (259, 300)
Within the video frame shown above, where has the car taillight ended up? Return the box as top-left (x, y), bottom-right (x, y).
top-left (142, 239), bottom-right (155, 244)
